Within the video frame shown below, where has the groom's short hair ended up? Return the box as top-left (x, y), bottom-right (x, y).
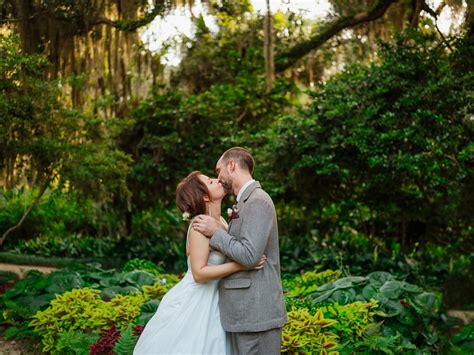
top-left (221, 147), bottom-right (254, 174)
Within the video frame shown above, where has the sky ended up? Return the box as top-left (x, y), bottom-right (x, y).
top-left (140, 0), bottom-right (468, 66)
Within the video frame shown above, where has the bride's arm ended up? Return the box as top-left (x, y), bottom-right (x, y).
top-left (188, 228), bottom-right (265, 284)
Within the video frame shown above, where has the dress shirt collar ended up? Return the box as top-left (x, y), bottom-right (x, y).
top-left (236, 179), bottom-right (255, 202)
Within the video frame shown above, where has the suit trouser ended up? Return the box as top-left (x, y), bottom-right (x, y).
top-left (230, 327), bottom-right (282, 355)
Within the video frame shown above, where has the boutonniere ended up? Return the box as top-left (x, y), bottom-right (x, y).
top-left (227, 205), bottom-right (239, 222)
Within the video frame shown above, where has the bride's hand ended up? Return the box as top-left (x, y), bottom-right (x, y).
top-left (253, 255), bottom-right (267, 270)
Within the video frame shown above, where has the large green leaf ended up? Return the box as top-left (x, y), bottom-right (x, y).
top-left (330, 288), bottom-right (356, 304)
top-left (451, 324), bottom-right (474, 344)
top-left (99, 273), bottom-right (125, 287)
top-left (397, 307), bottom-right (415, 326)
top-left (15, 293), bottom-right (56, 314)
top-left (379, 281), bottom-right (403, 299)
top-left (400, 282), bottom-right (422, 294)
top-left (137, 299), bottom-right (161, 326)
top-left (382, 299), bottom-right (405, 318)
top-left (367, 272), bottom-right (395, 287)
top-left (315, 281), bottom-right (336, 292)
top-left (123, 270), bottom-right (158, 287)
top-left (45, 271), bottom-right (85, 294)
top-left (362, 284), bottom-right (378, 300)
top-left (410, 292), bottom-right (439, 316)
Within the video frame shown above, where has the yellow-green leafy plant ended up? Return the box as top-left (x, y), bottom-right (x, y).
top-left (142, 282), bottom-right (169, 300)
top-left (325, 299), bottom-right (382, 342)
top-left (282, 308), bottom-right (339, 354)
top-left (108, 293), bottom-right (148, 327)
top-left (29, 288), bottom-right (149, 352)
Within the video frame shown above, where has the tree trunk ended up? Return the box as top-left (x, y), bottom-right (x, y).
top-left (264, 0), bottom-right (274, 92)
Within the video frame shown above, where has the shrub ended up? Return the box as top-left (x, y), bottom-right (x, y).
top-left (283, 269), bottom-right (342, 298)
top-left (282, 308), bottom-right (339, 353)
top-left (121, 258), bottom-right (165, 276)
top-left (29, 286), bottom-right (152, 352)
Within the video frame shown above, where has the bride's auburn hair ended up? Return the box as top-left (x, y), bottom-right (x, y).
top-left (176, 171), bottom-right (209, 218)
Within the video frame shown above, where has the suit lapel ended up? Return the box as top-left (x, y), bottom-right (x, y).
top-left (235, 181), bottom-right (261, 218)
top-left (240, 181), bottom-right (261, 204)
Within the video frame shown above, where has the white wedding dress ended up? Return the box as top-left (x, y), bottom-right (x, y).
top-left (134, 221), bottom-right (231, 355)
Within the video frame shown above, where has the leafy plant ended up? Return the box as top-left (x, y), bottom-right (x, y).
top-left (325, 300), bottom-right (382, 342)
top-left (282, 308), bottom-right (339, 353)
top-left (136, 300), bottom-right (160, 326)
top-left (283, 269), bottom-right (342, 298)
top-left (447, 323), bottom-right (474, 354)
top-left (89, 324), bottom-right (121, 355)
top-left (29, 287), bottom-right (148, 352)
top-left (113, 324), bottom-right (139, 355)
top-left (308, 271), bottom-right (442, 350)
top-left (56, 331), bottom-right (99, 355)
top-left (121, 258), bottom-right (165, 276)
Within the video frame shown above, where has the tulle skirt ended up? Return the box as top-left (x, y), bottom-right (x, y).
top-left (133, 271), bottom-right (231, 354)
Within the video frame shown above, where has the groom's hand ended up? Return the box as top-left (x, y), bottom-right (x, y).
top-left (192, 215), bottom-right (224, 237)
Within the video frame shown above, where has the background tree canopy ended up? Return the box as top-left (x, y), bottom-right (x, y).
top-left (0, 0), bottom-right (472, 302)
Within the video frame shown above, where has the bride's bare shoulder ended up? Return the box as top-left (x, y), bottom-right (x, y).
top-left (188, 225), bottom-right (208, 241)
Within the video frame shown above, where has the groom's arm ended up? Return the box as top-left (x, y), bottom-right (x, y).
top-left (210, 199), bottom-right (273, 269)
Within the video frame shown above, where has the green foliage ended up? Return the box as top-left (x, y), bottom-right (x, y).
top-left (283, 269), bottom-right (342, 297)
top-left (113, 324), bottom-right (138, 355)
top-left (0, 35), bottom-right (63, 183)
top-left (56, 331), bottom-right (99, 355)
top-left (308, 271), bottom-right (443, 350)
top-left (0, 264), bottom-right (167, 328)
top-left (0, 251), bottom-right (121, 269)
top-left (282, 308), bottom-right (339, 353)
top-left (447, 324), bottom-right (474, 354)
top-left (262, 30), bottom-right (473, 252)
top-left (2, 270), bottom-right (63, 322)
top-left (349, 333), bottom-right (417, 354)
top-left (136, 299), bottom-right (160, 326)
top-left (0, 34), bottom-right (131, 245)
top-left (0, 270), bottom-right (19, 284)
top-left (0, 262), bottom-right (463, 354)
top-left (121, 258), bottom-right (165, 276)
top-left (3, 189), bottom-right (187, 271)
top-left (25, 278), bottom-right (165, 353)
top-left (11, 233), bottom-right (120, 258)
top-left (29, 287), bottom-right (146, 352)
top-left (123, 208), bottom-right (186, 271)
top-left (325, 300), bottom-right (382, 343)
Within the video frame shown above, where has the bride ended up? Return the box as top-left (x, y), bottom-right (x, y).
top-left (133, 171), bottom-right (266, 354)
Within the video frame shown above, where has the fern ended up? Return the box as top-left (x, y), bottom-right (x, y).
top-left (355, 335), bottom-right (399, 354)
top-left (56, 331), bottom-right (99, 355)
top-left (113, 325), bottom-right (138, 355)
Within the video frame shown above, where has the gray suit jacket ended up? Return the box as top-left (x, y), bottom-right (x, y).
top-left (210, 181), bottom-right (287, 332)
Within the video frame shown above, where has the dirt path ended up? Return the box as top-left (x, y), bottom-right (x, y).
top-left (0, 263), bottom-right (56, 279)
top-left (447, 310), bottom-right (474, 325)
top-left (0, 337), bottom-right (27, 355)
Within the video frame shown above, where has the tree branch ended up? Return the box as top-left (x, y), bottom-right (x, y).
top-left (1, 1), bottom-right (166, 33)
top-left (276, 0), bottom-right (398, 72)
top-left (0, 177), bottom-right (52, 247)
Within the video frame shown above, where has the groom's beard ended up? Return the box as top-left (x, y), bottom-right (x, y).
top-left (221, 180), bottom-right (233, 195)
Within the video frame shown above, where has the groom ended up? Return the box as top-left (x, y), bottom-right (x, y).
top-left (193, 147), bottom-right (287, 354)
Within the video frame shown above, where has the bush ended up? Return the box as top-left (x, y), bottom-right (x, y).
top-left (0, 189), bottom-right (97, 247)
top-left (261, 31), bottom-right (473, 253)
top-left (282, 308), bottom-right (339, 353)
